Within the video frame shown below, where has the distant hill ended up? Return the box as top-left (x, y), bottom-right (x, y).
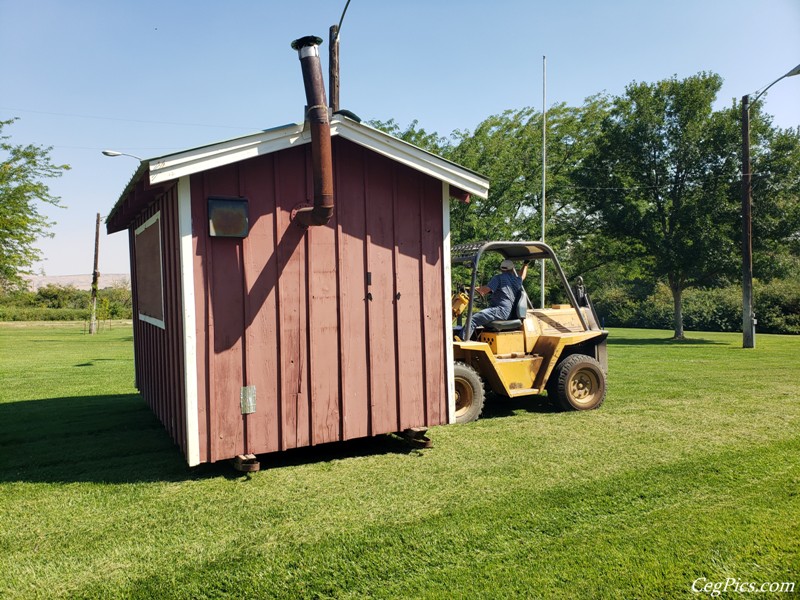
top-left (23, 274), bottom-right (130, 291)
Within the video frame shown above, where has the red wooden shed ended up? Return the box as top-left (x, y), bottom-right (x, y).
top-left (106, 106), bottom-right (489, 465)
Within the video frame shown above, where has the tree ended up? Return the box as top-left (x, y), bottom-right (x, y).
top-left (0, 118), bottom-right (70, 292)
top-left (577, 73), bottom-right (742, 339)
top-left (751, 123), bottom-right (800, 280)
top-left (447, 100), bottom-right (608, 297)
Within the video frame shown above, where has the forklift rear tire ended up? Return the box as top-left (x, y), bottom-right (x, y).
top-left (554, 354), bottom-right (606, 411)
top-left (453, 362), bottom-right (485, 423)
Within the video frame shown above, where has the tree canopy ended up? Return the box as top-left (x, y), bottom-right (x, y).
top-left (372, 70), bottom-right (800, 338)
top-left (575, 73), bottom-right (744, 338)
top-left (0, 118), bottom-right (70, 292)
top-left (750, 121), bottom-right (800, 280)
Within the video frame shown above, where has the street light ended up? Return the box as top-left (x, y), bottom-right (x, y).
top-left (101, 150), bottom-right (143, 160)
top-left (741, 62), bottom-right (800, 349)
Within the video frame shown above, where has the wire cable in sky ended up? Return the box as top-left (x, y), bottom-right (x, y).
top-left (49, 145), bottom-right (179, 152)
top-left (336, 0), bottom-right (352, 38)
top-left (0, 107), bottom-right (257, 131)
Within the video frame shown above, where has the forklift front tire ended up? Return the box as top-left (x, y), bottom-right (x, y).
top-left (453, 362), bottom-right (485, 423)
top-left (554, 354), bottom-right (606, 411)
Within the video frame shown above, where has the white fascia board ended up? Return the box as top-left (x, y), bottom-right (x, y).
top-left (149, 124), bottom-right (308, 186)
top-left (177, 176), bottom-right (200, 467)
top-left (332, 118), bottom-right (490, 199)
top-left (144, 117), bottom-right (490, 199)
top-left (442, 181), bottom-right (456, 425)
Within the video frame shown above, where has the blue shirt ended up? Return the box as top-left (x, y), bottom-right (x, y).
top-left (486, 271), bottom-right (523, 318)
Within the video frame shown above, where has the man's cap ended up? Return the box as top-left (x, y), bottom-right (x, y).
top-left (500, 259), bottom-right (515, 271)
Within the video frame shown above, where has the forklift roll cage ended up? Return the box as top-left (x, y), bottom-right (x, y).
top-left (451, 241), bottom-right (596, 340)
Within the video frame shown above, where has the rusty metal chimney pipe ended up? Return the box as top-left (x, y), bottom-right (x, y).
top-left (291, 36), bottom-right (334, 227)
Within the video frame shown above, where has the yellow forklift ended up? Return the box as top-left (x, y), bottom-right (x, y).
top-left (452, 241), bottom-right (608, 423)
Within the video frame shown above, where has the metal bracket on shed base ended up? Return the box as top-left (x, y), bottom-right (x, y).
top-left (231, 454), bottom-right (260, 472)
top-left (398, 427), bottom-right (433, 449)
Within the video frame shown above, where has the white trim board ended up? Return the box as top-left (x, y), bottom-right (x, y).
top-left (442, 181), bottom-right (456, 425)
top-left (144, 117), bottom-right (490, 200)
top-left (149, 123), bottom-right (308, 185)
top-left (177, 176), bottom-right (201, 467)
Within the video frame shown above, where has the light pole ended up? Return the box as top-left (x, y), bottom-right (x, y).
top-left (541, 55), bottom-right (547, 309)
top-left (96, 151), bottom-right (141, 332)
top-left (741, 63), bottom-right (800, 349)
top-left (102, 150), bottom-right (143, 160)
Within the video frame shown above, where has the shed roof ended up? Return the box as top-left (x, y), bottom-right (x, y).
top-left (107, 115), bottom-right (490, 233)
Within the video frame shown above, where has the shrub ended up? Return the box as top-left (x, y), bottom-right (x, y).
top-left (592, 280), bottom-right (799, 335)
top-left (34, 284), bottom-right (89, 309)
top-left (0, 306), bottom-right (89, 321)
top-left (683, 286), bottom-right (741, 332)
top-left (593, 283), bottom-right (672, 329)
top-left (755, 279), bottom-right (800, 334)
top-left (0, 281), bottom-right (132, 321)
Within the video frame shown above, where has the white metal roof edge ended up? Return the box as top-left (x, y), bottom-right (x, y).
top-left (148, 123), bottom-right (308, 185)
top-left (144, 117), bottom-right (489, 198)
top-left (332, 118), bottom-right (490, 199)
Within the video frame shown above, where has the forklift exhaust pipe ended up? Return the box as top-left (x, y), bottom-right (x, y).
top-left (291, 35), bottom-right (334, 227)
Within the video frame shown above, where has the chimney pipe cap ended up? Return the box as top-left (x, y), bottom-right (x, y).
top-left (291, 36), bottom-right (323, 51)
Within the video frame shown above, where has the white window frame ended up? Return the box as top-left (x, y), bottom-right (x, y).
top-left (134, 211), bottom-right (166, 329)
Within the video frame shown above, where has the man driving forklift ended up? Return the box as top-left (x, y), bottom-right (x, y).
top-left (470, 259), bottom-right (530, 332)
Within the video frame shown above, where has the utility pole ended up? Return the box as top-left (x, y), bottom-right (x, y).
top-left (740, 63), bottom-right (800, 348)
top-left (89, 212), bottom-right (100, 335)
top-left (741, 95), bottom-right (754, 348)
top-left (329, 0), bottom-right (351, 112)
top-left (329, 25), bottom-right (340, 111)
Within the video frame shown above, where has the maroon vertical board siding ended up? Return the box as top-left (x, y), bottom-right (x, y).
top-left (420, 177), bottom-right (447, 426)
top-left (239, 155), bottom-right (281, 455)
top-left (363, 150), bottom-right (400, 435)
top-left (201, 165), bottom-right (247, 463)
top-left (128, 227), bottom-right (140, 391)
top-left (190, 174), bottom-right (209, 463)
top-left (165, 187), bottom-right (186, 448)
top-left (160, 202), bottom-right (172, 438)
top-left (167, 188), bottom-right (184, 449)
top-left (274, 146), bottom-right (311, 451)
top-left (161, 200), bottom-right (172, 440)
top-left (308, 179), bottom-right (342, 446)
top-left (128, 186), bottom-right (188, 455)
top-left (128, 135), bottom-right (451, 465)
top-left (392, 164), bottom-right (427, 430)
top-left (333, 139), bottom-right (370, 440)
top-left (208, 236), bottom-right (245, 460)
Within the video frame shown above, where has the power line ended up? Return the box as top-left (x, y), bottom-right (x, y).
top-left (336, 0), bottom-right (352, 39)
top-left (0, 106), bottom-right (257, 130)
top-left (515, 173), bottom-right (774, 194)
top-left (49, 144), bottom-right (179, 152)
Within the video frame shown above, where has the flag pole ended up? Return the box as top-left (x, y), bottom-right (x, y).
top-left (540, 55), bottom-right (547, 309)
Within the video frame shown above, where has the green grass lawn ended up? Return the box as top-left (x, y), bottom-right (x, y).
top-left (1, 323), bottom-right (798, 599)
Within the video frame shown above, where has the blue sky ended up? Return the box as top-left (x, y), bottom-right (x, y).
top-left (2, 0), bottom-right (799, 276)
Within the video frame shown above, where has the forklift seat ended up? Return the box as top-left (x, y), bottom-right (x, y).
top-left (483, 288), bottom-right (528, 332)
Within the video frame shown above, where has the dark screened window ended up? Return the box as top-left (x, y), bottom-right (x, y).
top-left (134, 212), bottom-right (165, 328)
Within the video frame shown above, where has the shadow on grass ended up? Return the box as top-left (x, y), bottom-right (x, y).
top-left (607, 336), bottom-right (725, 346)
top-left (256, 435), bottom-right (427, 472)
top-left (26, 336), bottom-right (135, 344)
top-left (481, 392), bottom-right (559, 419)
top-left (0, 395), bottom-right (425, 484)
top-left (74, 358), bottom-right (130, 367)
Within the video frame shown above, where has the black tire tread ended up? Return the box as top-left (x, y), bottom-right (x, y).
top-left (453, 361), bottom-right (485, 423)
